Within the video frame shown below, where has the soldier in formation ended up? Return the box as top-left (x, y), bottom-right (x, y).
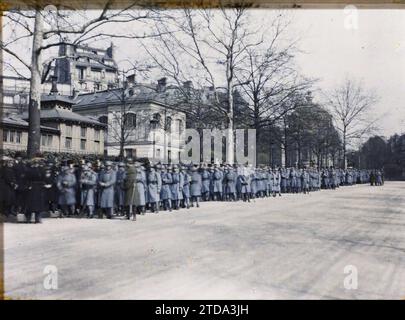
top-left (0, 155), bottom-right (378, 223)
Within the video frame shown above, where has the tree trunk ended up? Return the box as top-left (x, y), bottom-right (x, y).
top-left (343, 126), bottom-right (347, 169)
top-left (119, 137), bottom-right (124, 160)
top-left (283, 119), bottom-right (288, 167)
top-left (27, 10), bottom-right (44, 158)
top-left (226, 72), bottom-right (234, 164)
top-left (253, 99), bottom-right (260, 165)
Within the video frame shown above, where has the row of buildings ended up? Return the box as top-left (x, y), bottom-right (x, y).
top-left (1, 42), bottom-right (187, 161)
top-left (1, 41), bottom-right (340, 167)
top-left (1, 78), bottom-right (187, 162)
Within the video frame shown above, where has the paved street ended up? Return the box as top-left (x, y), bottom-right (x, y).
top-left (4, 182), bottom-right (405, 299)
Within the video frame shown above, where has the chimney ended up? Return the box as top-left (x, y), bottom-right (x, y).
top-left (72, 87), bottom-right (79, 99)
top-left (106, 42), bottom-right (114, 58)
top-left (157, 77), bottom-right (167, 92)
top-left (50, 76), bottom-right (58, 94)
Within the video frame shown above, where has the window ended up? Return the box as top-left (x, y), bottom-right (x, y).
top-left (77, 68), bottom-right (85, 80)
top-left (41, 134), bottom-right (52, 147)
top-left (156, 148), bottom-right (161, 158)
top-left (47, 135), bottom-right (53, 146)
top-left (9, 130), bottom-right (14, 143)
top-left (124, 113), bottom-right (136, 129)
top-left (16, 131), bottom-right (22, 144)
top-left (65, 137), bottom-right (72, 149)
top-left (125, 149), bottom-right (132, 158)
top-left (94, 141), bottom-right (100, 152)
top-left (80, 139), bottom-right (86, 150)
top-left (65, 125), bottom-right (72, 137)
top-left (92, 69), bottom-right (101, 81)
top-left (165, 116), bottom-right (172, 132)
top-left (3, 130), bottom-right (8, 142)
top-left (94, 129), bottom-right (100, 141)
top-left (167, 150), bottom-right (171, 164)
top-left (13, 95), bottom-right (21, 104)
top-left (177, 119), bottom-right (183, 135)
top-left (81, 127), bottom-right (87, 138)
top-left (151, 113), bottom-right (161, 129)
top-left (3, 96), bottom-right (13, 104)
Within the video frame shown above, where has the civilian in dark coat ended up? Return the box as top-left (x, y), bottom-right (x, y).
top-left (44, 165), bottom-right (58, 213)
top-left (25, 160), bottom-right (47, 223)
top-left (14, 158), bottom-right (28, 214)
top-left (1, 159), bottom-right (17, 216)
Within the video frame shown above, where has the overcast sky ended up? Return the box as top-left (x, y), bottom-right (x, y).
top-left (112, 8), bottom-right (405, 138)
top-left (4, 8), bottom-right (405, 137)
top-left (290, 9), bottom-right (405, 138)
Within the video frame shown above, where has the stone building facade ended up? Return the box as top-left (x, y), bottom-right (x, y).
top-left (73, 78), bottom-right (186, 161)
top-left (55, 42), bottom-right (119, 93)
top-left (1, 42), bottom-right (119, 115)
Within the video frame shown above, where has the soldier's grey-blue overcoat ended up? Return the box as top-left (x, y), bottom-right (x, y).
top-left (80, 170), bottom-right (97, 206)
top-left (57, 171), bottom-right (77, 206)
top-left (225, 169), bottom-right (237, 194)
top-left (182, 172), bottom-right (191, 198)
top-left (171, 172), bottom-right (183, 200)
top-left (147, 170), bottom-right (161, 203)
top-left (212, 169), bottom-right (223, 193)
top-left (160, 172), bottom-right (172, 200)
top-left (190, 171), bottom-right (202, 197)
top-left (98, 169), bottom-right (116, 208)
top-left (201, 169), bottom-right (211, 194)
top-left (237, 173), bottom-right (250, 194)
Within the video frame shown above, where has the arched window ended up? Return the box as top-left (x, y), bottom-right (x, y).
top-left (124, 113), bottom-right (136, 129)
top-left (98, 115), bottom-right (108, 125)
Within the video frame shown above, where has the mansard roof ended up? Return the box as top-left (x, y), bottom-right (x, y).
top-left (73, 83), bottom-right (188, 111)
top-left (72, 81), bottom-right (245, 114)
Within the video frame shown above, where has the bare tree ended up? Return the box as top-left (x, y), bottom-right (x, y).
top-left (105, 83), bottom-right (137, 160)
top-left (236, 24), bottom-right (315, 162)
top-left (143, 6), bottom-right (262, 164)
top-left (326, 79), bottom-right (379, 169)
top-left (1, 2), bottom-right (162, 158)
